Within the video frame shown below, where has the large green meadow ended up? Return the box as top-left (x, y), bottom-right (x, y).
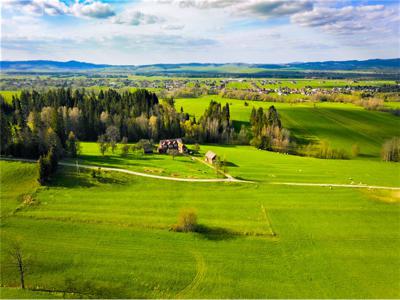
top-left (1, 142), bottom-right (399, 298)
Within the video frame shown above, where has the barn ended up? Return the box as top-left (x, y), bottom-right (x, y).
top-left (205, 151), bottom-right (217, 164)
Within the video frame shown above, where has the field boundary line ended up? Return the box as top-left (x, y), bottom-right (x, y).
top-left (176, 250), bottom-right (206, 298)
top-left (261, 204), bottom-right (277, 237)
top-left (0, 157), bottom-right (253, 183)
top-left (272, 182), bottom-right (400, 190)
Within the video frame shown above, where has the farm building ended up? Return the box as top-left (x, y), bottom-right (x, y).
top-left (205, 151), bottom-right (217, 164)
top-left (158, 138), bottom-right (187, 154)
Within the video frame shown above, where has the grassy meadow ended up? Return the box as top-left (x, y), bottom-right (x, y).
top-left (70, 142), bottom-right (219, 179)
top-left (176, 96), bottom-right (400, 158)
top-left (1, 142), bottom-right (400, 298)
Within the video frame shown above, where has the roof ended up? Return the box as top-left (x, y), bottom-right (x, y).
top-left (205, 151), bottom-right (217, 160)
top-left (159, 138), bottom-right (183, 145)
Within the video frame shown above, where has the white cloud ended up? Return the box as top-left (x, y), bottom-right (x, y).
top-left (242, 0), bottom-right (313, 18)
top-left (163, 24), bottom-right (185, 30)
top-left (2, 0), bottom-right (68, 16)
top-left (2, 0), bottom-right (116, 19)
top-left (176, 0), bottom-right (240, 9)
top-left (112, 10), bottom-right (164, 26)
top-left (291, 4), bottom-right (398, 35)
top-left (70, 1), bottom-right (115, 19)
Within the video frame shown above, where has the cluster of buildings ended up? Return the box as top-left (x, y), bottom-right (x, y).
top-left (157, 138), bottom-right (218, 164)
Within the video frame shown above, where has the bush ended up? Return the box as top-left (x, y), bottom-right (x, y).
top-left (351, 144), bottom-right (360, 158)
top-left (381, 137), bottom-right (400, 162)
top-left (171, 208), bottom-right (198, 232)
top-left (300, 141), bottom-right (349, 160)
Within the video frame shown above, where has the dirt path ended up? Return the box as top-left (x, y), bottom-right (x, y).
top-left (191, 156), bottom-right (234, 180)
top-left (0, 157), bottom-right (251, 183)
top-left (2, 157), bottom-right (398, 189)
top-left (272, 182), bottom-right (400, 190)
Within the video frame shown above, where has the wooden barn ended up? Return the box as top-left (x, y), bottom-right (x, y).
top-left (158, 138), bottom-right (187, 154)
top-left (205, 151), bottom-right (217, 164)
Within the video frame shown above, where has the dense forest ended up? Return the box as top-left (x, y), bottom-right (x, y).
top-left (0, 88), bottom-right (237, 160)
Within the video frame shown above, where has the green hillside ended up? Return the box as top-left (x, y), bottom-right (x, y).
top-left (176, 96), bottom-right (400, 158)
top-left (1, 144), bottom-right (399, 298)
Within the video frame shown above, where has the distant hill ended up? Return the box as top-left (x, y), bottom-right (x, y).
top-left (283, 58), bottom-right (400, 70)
top-left (0, 60), bottom-right (110, 71)
top-left (1, 58), bottom-right (399, 79)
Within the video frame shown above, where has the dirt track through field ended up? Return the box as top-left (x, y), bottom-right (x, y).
top-left (0, 157), bottom-right (251, 183)
top-left (1, 157), bottom-right (399, 190)
top-left (175, 251), bottom-right (206, 298)
top-left (272, 182), bottom-right (400, 190)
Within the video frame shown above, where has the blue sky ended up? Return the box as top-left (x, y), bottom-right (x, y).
top-left (1, 0), bottom-right (399, 64)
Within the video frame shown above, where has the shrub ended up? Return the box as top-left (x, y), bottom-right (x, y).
top-left (171, 208), bottom-right (198, 232)
top-left (381, 137), bottom-right (400, 162)
top-left (351, 144), bottom-right (360, 158)
top-left (120, 137), bottom-right (130, 157)
top-left (300, 141), bottom-right (349, 159)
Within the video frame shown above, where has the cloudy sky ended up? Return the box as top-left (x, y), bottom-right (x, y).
top-left (1, 0), bottom-right (399, 64)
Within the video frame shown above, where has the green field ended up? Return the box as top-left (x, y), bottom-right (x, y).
top-left (176, 96), bottom-right (400, 158)
top-left (0, 91), bottom-right (21, 103)
top-left (70, 142), bottom-right (219, 179)
top-left (1, 84), bottom-right (400, 298)
top-left (1, 141), bottom-right (400, 298)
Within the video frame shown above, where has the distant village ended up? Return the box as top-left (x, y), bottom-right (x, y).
top-left (1, 76), bottom-right (399, 97)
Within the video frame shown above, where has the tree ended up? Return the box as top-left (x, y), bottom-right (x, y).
top-left (382, 137), bottom-right (400, 162)
top-left (237, 125), bottom-right (250, 145)
top-left (0, 109), bottom-right (11, 154)
top-left (66, 131), bottom-right (79, 158)
top-left (120, 137), bottom-right (129, 157)
top-left (167, 148), bottom-right (179, 160)
top-left (48, 146), bottom-right (58, 173)
top-left (106, 125), bottom-right (120, 153)
top-left (38, 155), bottom-right (51, 185)
top-left (7, 240), bottom-right (28, 289)
top-left (97, 134), bottom-right (109, 156)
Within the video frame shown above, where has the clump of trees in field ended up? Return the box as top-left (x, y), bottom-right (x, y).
top-left (220, 89), bottom-right (276, 102)
top-left (171, 208), bottom-right (198, 232)
top-left (249, 106), bottom-right (291, 153)
top-left (381, 137), bottom-right (400, 162)
top-left (38, 146), bottom-right (58, 185)
top-left (181, 100), bottom-right (234, 143)
top-left (300, 140), bottom-right (349, 160)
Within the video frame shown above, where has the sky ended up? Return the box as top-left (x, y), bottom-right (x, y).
top-left (1, 0), bottom-right (399, 65)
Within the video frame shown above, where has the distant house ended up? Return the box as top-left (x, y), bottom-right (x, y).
top-left (158, 138), bottom-right (187, 154)
top-left (205, 151), bottom-right (217, 164)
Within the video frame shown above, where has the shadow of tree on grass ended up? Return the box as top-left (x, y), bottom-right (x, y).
top-left (195, 224), bottom-right (239, 241)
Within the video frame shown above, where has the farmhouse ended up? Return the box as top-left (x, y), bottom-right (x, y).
top-left (158, 138), bottom-right (187, 154)
top-left (205, 151), bottom-right (217, 164)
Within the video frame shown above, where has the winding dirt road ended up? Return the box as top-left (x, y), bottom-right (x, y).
top-left (0, 157), bottom-right (251, 183)
top-left (2, 157), bottom-right (399, 190)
